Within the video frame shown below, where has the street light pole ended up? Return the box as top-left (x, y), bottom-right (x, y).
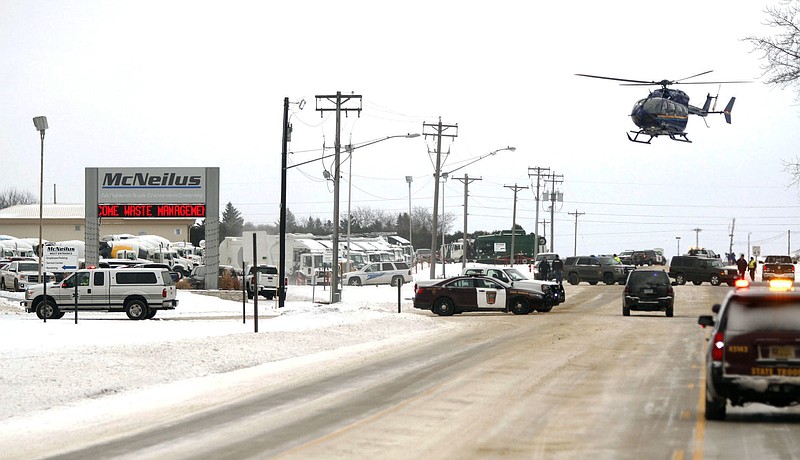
top-left (32, 116), bottom-right (48, 285)
top-left (405, 176), bottom-right (413, 250)
top-left (440, 172), bottom-right (448, 277)
top-left (675, 236), bottom-right (681, 256)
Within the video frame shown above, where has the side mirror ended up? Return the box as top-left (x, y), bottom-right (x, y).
top-left (698, 315), bottom-right (715, 328)
top-left (711, 303), bottom-right (721, 314)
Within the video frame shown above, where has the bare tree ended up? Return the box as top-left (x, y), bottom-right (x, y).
top-left (0, 188), bottom-right (36, 210)
top-left (744, 2), bottom-right (800, 99)
top-left (745, 2), bottom-right (800, 186)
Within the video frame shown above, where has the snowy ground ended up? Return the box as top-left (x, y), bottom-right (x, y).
top-left (0, 262), bottom-right (479, 430)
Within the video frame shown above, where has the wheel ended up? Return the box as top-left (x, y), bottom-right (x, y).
top-left (588, 281), bottom-right (598, 285)
top-left (709, 274), bottom-right (722, 286)
top-left (705, 393), bottom-right (727, 420)
top-left (666, 306), bottom-right (674, 317)
top-left (675, 274), bottom-right (686, 285)
top-left (567, 273), bottom-right (579, 285)
top-left (265, 291), bottom-right (275, 300)
top-left (348, 277), bottom-right (362, 286)
top-left (53, 311), bottom-right (66, 319)
top-left (692, 281), bottom-right (703, 286)
top-left (125, 299), bottom-right (149, 320)
top-left (536, 302), bottom-right (554, 313)
top-left (36, 300), bottom-right (61, 320)
top-left (145, 308), bottom-right (157, 319)
top-left (247, 290), bottom-right (254, 299)
top-left (622, 305), bottom-right (630, 316)
top-left (390, 276), bottom-right (403, 287)
top-left (433, 298), bottom-right (455, 316)
top-left (603, 273), bottom-right (615, 285)
top-left (510, 298), bottom-right (530, 315)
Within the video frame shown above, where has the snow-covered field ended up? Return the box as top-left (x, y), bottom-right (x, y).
top-left (0, 263), bottom-right (479, 437)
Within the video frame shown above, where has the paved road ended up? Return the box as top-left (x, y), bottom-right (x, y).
top-left (34, 283), bottom-right (800, 459)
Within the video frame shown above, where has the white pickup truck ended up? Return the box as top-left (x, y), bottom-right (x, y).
top-left (23, 267), bottom-right (178, 320)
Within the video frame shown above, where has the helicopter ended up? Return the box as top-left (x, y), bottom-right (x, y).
top-left (575, 71), bottom-right (747, 144)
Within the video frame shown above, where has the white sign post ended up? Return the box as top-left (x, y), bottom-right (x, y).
top-left (43, 245), bottom-right (79, 272)
top-left (43, 244), bottom-right (80, 323)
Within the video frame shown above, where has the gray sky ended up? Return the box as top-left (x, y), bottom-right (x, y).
top-left (3, 1), bottom-right (799, 258)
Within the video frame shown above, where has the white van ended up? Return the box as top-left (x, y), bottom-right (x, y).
top-left (343, 261), bottom-right (412, 287)
top-left (23, 267), bottom-right (178, 320)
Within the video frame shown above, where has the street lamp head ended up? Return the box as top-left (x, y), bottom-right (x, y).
top-left (404, 133), bottom-right (421, 138)
top-left (507, 146), bottom-right (516, 152)
top-left (405, 175), bottom-right (413, 184)
top-left (33, 116), bottom-right (48, 132)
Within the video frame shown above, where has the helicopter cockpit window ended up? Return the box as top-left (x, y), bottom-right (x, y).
top-left (676, 103), bottom-right (687, 116)
top-left (643, 98), bottom-right (663, 113)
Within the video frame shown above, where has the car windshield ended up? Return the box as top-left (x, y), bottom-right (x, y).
top-left (503, 268), bottom-right (529, 281)
top-left (726, 298), bottom-right (800, 333)
top-left (18, 263), bottom-right (38, 271)
top-left (708, 259), bottom-right (724, 268)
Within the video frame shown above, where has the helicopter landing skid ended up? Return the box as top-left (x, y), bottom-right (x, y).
top-left (626, 130), bottom-right (692, 143)
top-left (627, 131), bottom-right (654, 144)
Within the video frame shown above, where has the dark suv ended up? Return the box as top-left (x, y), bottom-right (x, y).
top-left (668, 256), bottom-right (738, 286)
top-left (698, 286), bottom-right (800, 420)
top-left (563, 255), bottom-right (633, 285)
top-left (632, 250), bottom-right (664, 266)
top-left (623, 269), bottom-right (674, 317)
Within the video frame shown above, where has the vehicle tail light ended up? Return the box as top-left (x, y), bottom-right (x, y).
top-left (668, 285), bottom-right (674, 296)
top-left (712, 332), bottom-right (724, 361)
top-left (162, 288), bottom-right (167, 298)
top-left (622, 284), bottom-right (629, 295)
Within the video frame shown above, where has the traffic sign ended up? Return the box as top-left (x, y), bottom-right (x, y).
top-left (43, 245), bottom-right (80, 272)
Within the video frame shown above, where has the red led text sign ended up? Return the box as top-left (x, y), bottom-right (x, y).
top-left (98, 204), bottom-right (206, 218)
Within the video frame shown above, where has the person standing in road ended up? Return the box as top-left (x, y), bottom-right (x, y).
top-left (539, 257), bottom-right (551, 281)
top-left (736, 254), bottom-right (748, 280)
top-left (551, 255), bottom-right (563, 284)
top-left (748, 257), bottom-right (757, 281)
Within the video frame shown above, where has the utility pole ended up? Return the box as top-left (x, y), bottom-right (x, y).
top-left (568, 209), bottom-right (585, 257)
top-left (315, 92), bottom-right (362, 304)
top-left (528, 166), bottom-right (550, 258)
top-left (454, 174), bottom-right (481, 270)
top-left (693, 227), bottom-right (702, 248)
top-left (504, 184), bottom-right (528, 266)
top-left (424, 118), bottom-right (458, 279)
top-left (545, 172), bottom-right (564, 253)
top-left (789, 230), bottom-right (792, 255)
top-left (728, 218), bottom-right (735, 257)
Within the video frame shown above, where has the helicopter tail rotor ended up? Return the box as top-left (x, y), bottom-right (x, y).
top-left (723, 97), bottom-right (735, 124)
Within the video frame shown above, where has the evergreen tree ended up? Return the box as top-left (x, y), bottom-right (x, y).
top-left (220, 202), bottom-right (244, 239)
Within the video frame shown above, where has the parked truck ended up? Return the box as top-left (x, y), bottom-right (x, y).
top-left (762, 255), bottom-right (795, 282)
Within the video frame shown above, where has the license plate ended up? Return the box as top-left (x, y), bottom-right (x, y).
top-left (770, 346), bottom-right (796, 360)
top-left (642, 288), bottom-right (654, 294)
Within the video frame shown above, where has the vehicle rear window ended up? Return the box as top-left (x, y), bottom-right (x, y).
top-left (116, 271), bottom-right (158, 285)
top-left (726, 298), bottom-right (800, 333)
top-left (766, 256), bottom-right (793, 264)
top-left (395, 262), bottom-right (409, 270)
top-left (629, 271), bottom-right (668, 284)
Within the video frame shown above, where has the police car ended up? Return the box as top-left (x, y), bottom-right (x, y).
top-left (698, 279), bottom-right (800, 419)
top-left (342, 261), bottom-right (412, 287)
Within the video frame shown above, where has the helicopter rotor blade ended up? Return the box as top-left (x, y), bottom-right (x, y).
top-left (575, 74), bottom-right (655, 85)
top-left (675, 70), bottom-right (714, 82)
top-left (673, 80), bottom-right (752, 85)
